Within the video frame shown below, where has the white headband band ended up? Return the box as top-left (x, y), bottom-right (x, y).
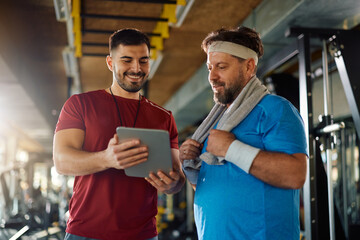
top-left (208, 41), bottom-right (258, 65)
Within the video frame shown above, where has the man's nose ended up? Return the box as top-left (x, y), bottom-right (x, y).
top-left (209, 69), bottom-right (219, 81)
top-left (130, 61), bottom-right (140, 72)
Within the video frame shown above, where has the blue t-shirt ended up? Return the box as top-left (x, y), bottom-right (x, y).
top-left (194, 94), bottom-right (308, 240)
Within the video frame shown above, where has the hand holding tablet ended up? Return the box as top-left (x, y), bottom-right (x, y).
top-left (116, 127), bottom-right (173, 178)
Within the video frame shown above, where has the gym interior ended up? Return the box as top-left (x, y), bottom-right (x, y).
top-left (0, 0), bottom-right (360, 239)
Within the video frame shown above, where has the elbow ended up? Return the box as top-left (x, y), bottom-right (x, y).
top-left (53, 155), bottom-right (67, 175)
top-left (289, 166), bottom-right (307, 189)
top-left (284, 175), bottom-right (305, 189)
top-left (289, 154), bottom-right (307, 189)
top-left (291, 175), bottom-right (306, 189)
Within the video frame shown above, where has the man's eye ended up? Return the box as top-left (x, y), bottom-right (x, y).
top-left (123, 60), bottom-right (131, 63)
top-left (140, 60), bottom-right (149, 64)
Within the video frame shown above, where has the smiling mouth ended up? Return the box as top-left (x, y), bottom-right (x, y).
top-left (125, 73), bottom-right (144, 81)
top-left (212, 84), bottom-right (224, 92)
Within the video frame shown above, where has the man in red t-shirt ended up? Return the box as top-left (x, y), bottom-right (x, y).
top-left (53, 28), bottom-right (185, 240)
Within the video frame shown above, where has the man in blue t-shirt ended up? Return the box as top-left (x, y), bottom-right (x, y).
top-left (180, 26), bottom-right (308, 240)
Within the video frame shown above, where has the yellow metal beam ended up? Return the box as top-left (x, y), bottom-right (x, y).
top-left (72, 0), bottom-right (82, 57)
top-left (162, 4), bottom-right (177, 24)
top-left (151, 0), bottom-right (187, 59)
top-left (177, 0), bottom-right (186, 5)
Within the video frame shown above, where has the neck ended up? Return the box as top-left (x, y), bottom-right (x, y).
top-left (108, 84), bottom-right (140, 100)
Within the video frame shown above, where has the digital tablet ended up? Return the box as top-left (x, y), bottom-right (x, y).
top-left (116, 127), bottom-right (173, 178)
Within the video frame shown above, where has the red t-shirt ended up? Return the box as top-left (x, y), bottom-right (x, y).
top-left (55, 90), bottom-right (178, 240)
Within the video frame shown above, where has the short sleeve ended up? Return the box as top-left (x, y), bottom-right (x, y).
top-left (55, 94), bottom-right (86, 132)
top-left (261, 98), bottom-right (308, 156)
top-left (168, 112), bottom-right (179, 149)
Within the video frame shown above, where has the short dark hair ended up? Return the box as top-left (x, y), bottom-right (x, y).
top-left (109, 28), bottom-right (151, 53)
top-left (201, 26), bottom-right (264, 59)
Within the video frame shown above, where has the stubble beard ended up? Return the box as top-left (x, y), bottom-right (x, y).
top-left (114, 68), bottom-right (148, 93)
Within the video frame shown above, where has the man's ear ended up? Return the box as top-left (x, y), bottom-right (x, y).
top-left (106, 55), bottom-right (113, 71)
top-left (246, 58), bottom-right (256, 76)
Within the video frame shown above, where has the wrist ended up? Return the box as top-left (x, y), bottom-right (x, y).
top-left (224, 140), bottom-right (260, 173)
top-left (99, 150), bottom-right (112, 170)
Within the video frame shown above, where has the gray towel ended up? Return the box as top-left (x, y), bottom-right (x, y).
top-left (182, 76), bottom-right (269, 184)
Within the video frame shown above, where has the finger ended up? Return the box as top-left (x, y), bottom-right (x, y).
top-left (117, 138), bottom-right (142, 151)
top-left (185, 145), bottom-right (201, 155)
top-left (109, 134), bottom-right (118, 145)
top-left (114, 133), bottom-right (119, 144)
top-left (168, 171), bottom-right (180, 181)
top-left (157, 171), bottom-right (174, 184)
top-left (117, 155), bottom-right (148, 169)
top-left (119, 150), bottom-right (148, 164)
top-left (116, 145), bottom-right (148, 158)
top-left (180, 146), bottom-right (201, 159)
top-left (145, 177), bottom-right (157, 188)
top-left (182, 139), bottom-right (201, 148)
top-left (149, 172), bottom-right (169, 186)
top-left (182, 152), bottom-right (200, 161)
top-left (145, 177), bottom-right (165, 192)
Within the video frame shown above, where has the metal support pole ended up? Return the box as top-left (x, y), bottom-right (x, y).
top-left (322, 40), bottom-right (336, 240)
top-left (322, 40), bottom-right (331, 117)
top-left (334, 54), bottom-right (360, 139)
top-left (298, 33), bottom-right (317, 240)
top-left (340, 128), bottom-right (349, 238)
top-left (186, 182), bottom-right (194, 232)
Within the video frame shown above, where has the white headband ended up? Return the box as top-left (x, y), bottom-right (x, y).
top-left (208, 41), bottom-right (258, 65)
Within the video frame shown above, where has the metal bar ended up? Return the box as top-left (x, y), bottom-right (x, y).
top-left (103, 0), bottom-right (177, 4)
top-left (319, 122), bottom-right (345, 133)
top-left (334, 55), bottom-right (360, 138)
top-left (322, 40), bottom-right (331, 116)
top-left (73, 0), bottom-right (82, 57)
top-left (82, 29), bottom-right (161, 37)
top-left (9, 225), bottom-right (30, 240)
top-left (322, 39), bottom-right (336, 240)
top-left (186, 182), bottom-right (194, 232)
top-left (326, 147), bottom-right (335, 240)
top-left (286, 27), bottom-right (346, 40)
top-left (258, 40), bottom-right (299, 78)
top-left (81, 13), bottom-right (168, 22)
top-left (341, 128), bottom-right (349, 238)
top-left (298, 33), bottom-right (317, 240)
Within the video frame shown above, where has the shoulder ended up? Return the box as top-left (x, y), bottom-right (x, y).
top-left (258, 94), bottom-right (292, 108)
top-left (142, 97), bottom-right (172, 116)
top-left (251, 94), bottom-right (303, 131)
top-left (66, 90), bottom-right (107, 104)
top-left (71, 90), bottom-right (105, 99)
top-left (257, 94), bottom-right (299, 117)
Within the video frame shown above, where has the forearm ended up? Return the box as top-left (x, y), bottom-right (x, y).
top-left (53, 146), bottom-right (108, 176)
top-left (249, 151), bottom-right (307, 189)
top-left (224, 140), bottom-right (307, 189)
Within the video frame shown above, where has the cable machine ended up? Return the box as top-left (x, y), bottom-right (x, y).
top-left (258, 27), bottom-right (360, 240)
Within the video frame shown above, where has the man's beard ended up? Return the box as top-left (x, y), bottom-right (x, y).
top-left (214, 86), bottom-right (241, 105)
top-left (115, 69), bottom-right (148, 93)
top-left (213, 72), bottom-right (244, 105)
